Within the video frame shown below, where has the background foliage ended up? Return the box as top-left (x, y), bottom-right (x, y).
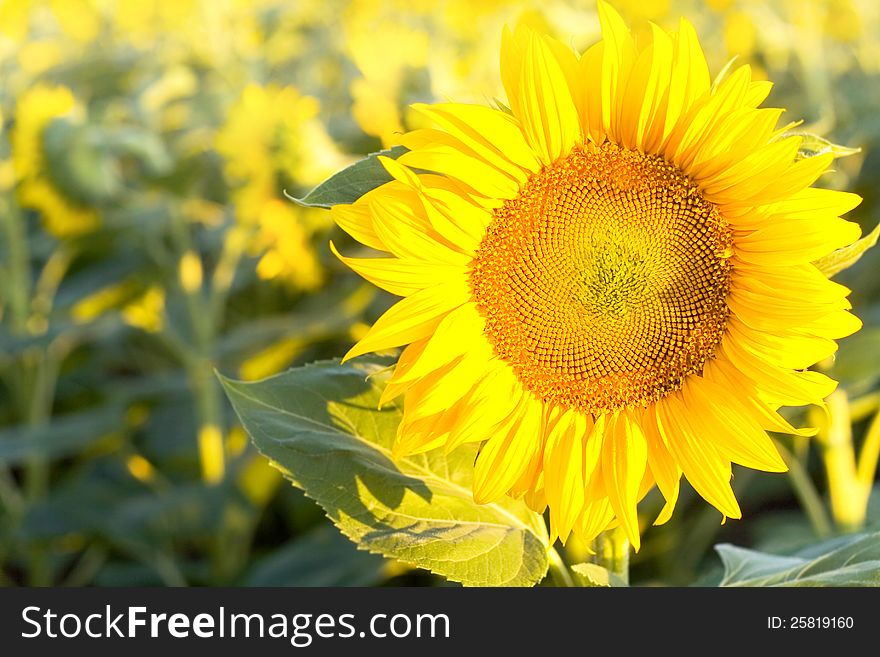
top-left (0, 0), bottom-right (878, 587)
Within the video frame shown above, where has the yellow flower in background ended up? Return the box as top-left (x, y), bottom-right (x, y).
top-left (823, 0), bottom-right (862, 42)
top-left (252, 200), bottom-right (324, 292)
top-left (49, 0), bottom-right (100, 43)
top-left (122, 286), bottom-right (165, 333)
top-left (217, 84), bottom-right (342, 290)
top-left (11, 84), bottom-right (99, 238)
top-left (216, 83), bottom-right (340, 221)
top-left (111, 0), bottom-right (199, 49)
top-left (332, 1), bottom-right (862, 549)
top-left (344, 3), bottom-right (431, 146)
top-left (0, 0), bottom-right (30, 43)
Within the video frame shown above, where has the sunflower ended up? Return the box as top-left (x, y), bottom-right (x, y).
top-left (216, 84), bottom-right (342, 290)
top-left (12, 84), bottom-right (99, 238)
top-left (330, 1), bottom-right (862, 550)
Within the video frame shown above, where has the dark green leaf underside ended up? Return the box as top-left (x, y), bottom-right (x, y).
top-left (289, 146), bottom-right (408, 208)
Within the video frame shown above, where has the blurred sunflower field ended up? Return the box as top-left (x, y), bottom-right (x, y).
top-left (1, 0), bottom-right (880, 588)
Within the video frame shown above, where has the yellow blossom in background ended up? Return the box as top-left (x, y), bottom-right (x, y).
top-left (216, 84), bottom-right (341, 290)
top-left (344, 4), bottom-right (431, 146)
top-left (823, 0), bottom-right (862, 42)
top-left (217, 84), bottom-right (327, 220)
top-left (17, 39), bottom-right (64, 75)
top-left (252, 201), bottom-right (324, 292)
top-left (49, 0), bottom-right (100, 43)
top-left (70, 281), bottom-right (136, 324)
top-left (11, 84), bottom-right (99, 238)
top-left (0, 0), bottom-right (30, 43)
top-left (122, 287), bottom-right (166, 333)
top-left (70, 280), bottom-right (165, 333)
top-left (239, 336), bottom-right (306, 382)
top-left (110, 0), bottom-right (200, 49)
top-left (723, 11), bottom-right (758, 58)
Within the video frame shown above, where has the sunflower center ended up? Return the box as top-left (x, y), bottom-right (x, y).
top-left (469, 142), bottom-right (732, 414)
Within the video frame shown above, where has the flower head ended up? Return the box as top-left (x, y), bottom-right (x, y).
top-left (217, 84), bottom-right (342, 290)
top-left (12, 84), bottom-right (99, 238)
top-left (331, 1), bottom-right (862, 549)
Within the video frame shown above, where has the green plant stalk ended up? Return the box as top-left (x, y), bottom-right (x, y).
top-left (168, 210), bottom-right (226, 485)
top-left (591, 526), bottom-right (630, 585)
top-left (1, 198), bottom-right (58, 584)
top-left (817, 390), bottom-right (867, 532)
top-left (209, 224), bottom-right (248, 328)
top-left (773, 438), bottom-right (833, 538)
top-left (547, 546), bottom-right (575, 587)
top-left (849, 391), bottom-right (880, 424)
top-left (856, 406), bottom-right (880, 490)
top-left (167, 209), bottom-right (259, 583)
top-left (1, 199), bottom-right (31, 335)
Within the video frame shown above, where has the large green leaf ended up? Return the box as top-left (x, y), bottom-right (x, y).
top-left (716, 531), bottom-right (880, 586)
top-left (290, 146), bottom-right (407, 208)
top-left (219, 358), bottom-right (550, 587)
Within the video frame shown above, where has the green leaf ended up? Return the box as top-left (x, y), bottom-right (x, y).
top-left (43, 118), bottom-right (122, 204)
top-left (716, 531), bottom-right (880, 586)
top-left (570, 562), bottom-right (628, 587)
top-left (219, 358), bottom-right (550, 587)
top-left (0, 405), bottom-right (125, 466)
top-left (813, 222), bottom-right (880, 278)
top-left (289, 146), bottom-right (408, 208)
top-left (788, 132), bottom-right (862, 159)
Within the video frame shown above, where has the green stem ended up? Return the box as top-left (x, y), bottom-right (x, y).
top-left (61, 544), bottom-right (108, 587)
top-left (547, 547), bottom-right (575, 587)
top-left (816, 391), bottom-right (866, 532)
top-left (1, 198), bottom-right (31, 334)
top-left (849, 391), bottom-right (880, 424)
top-left (30, 247), bottom-right (74, 331)
top-left (166, 208), bottom-right (241, 583)
top-left (168, 209), bottom-right (225, 484)
top-left (591, 526), bottom-right (630, 586)
top-left (209, 224), bottom-right (248, 328)
top-left (773, 438), bottom-right (833, 538)
top-left (2, 198), bottom-right (59, 585)
top-left (856, 405), bottom-right (880, 489)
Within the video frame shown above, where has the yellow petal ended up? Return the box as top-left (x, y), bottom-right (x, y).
top-left (390, 303), bottom-right (485, 384)
top-left (642, 406), bottom-right (682, 525)
top-left (330, 242), bottom-right (467, 297)
top-left (657, 394), bottom-right (742, 519)
top-left (331, 202), bottom-right (386, 252)
top-left (368, 193), bottom-right (470, 266)
top-left (411, 103), bottom-right (540, 175)
top-left (682, 377), bottom-right (787, 472)
top-left (515, 31), bottom-right (581, 163)
top-left (473, 393), bottom-right (543, 503)
top-left (343, 281), bottom-right (469, 362)
top-left (598, 0), bottom-right (637, 141)
top-left (543, 408), bottom-right (590, 543)
top-left (575, 497), bottom-right (616, 544)
top-left (601, 410), bottom-right (648, 551)
top-left (398, 145), bottom-right (520, 199)
top-left (717, 339), bottom-right (837, 407)
top-left (661, 17), bottom-right (710, 147)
